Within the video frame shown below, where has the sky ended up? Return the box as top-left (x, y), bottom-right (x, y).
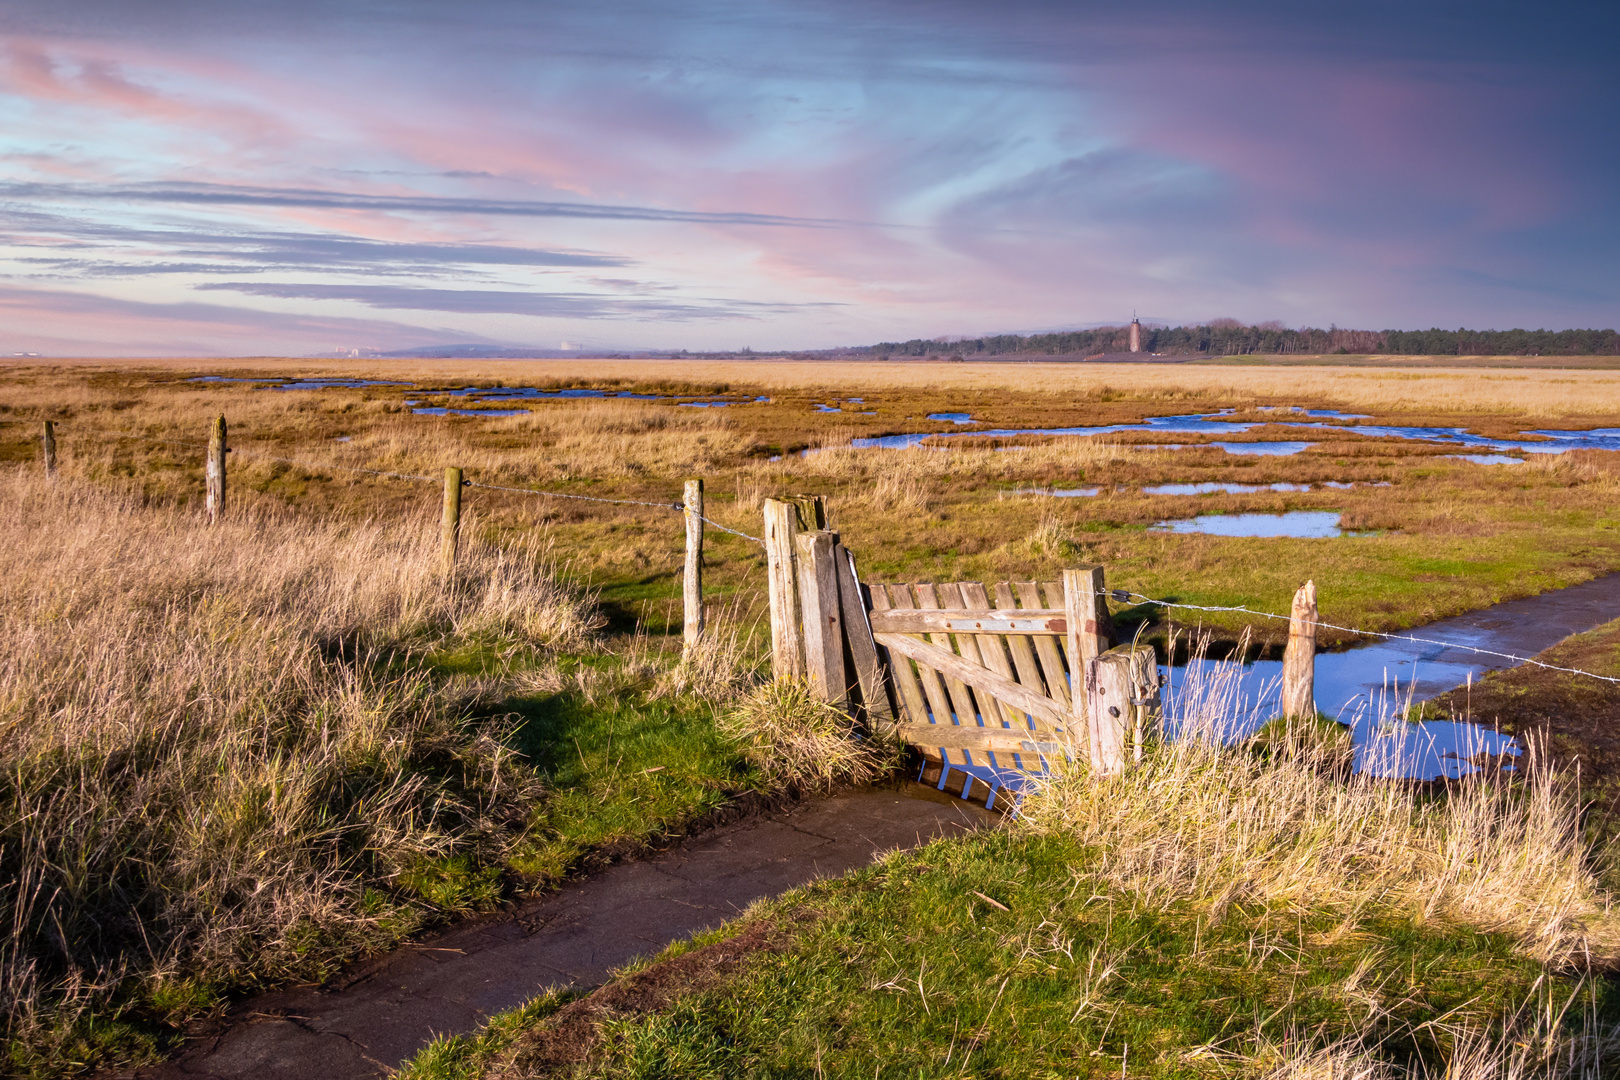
top-left (1, 0), bottom-right (1617, 356)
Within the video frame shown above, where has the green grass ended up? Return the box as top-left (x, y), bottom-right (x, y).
top-left (423, 829), bottom-right (1598, 1079)
top-left (497, 671), bottom-right (757, 882)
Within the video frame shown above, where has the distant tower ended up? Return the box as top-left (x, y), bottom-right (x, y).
top-left (1129, 317), bottom-right (1142, 353)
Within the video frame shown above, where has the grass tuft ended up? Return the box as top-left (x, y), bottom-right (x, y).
top-left (717, 679), bottom-right (902, 794)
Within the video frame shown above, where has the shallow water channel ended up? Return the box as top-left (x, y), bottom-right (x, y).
top-left (1160, 571), bottom-right (1620, 779)
top-left (852, 407), bottom-right (1620, 455)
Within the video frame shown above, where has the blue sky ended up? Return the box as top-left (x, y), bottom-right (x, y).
top-left (1, 0), bottom-right (1616, 355)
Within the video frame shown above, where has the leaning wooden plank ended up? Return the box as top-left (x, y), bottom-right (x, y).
top-left (835, 545), bottom-right (895, 729)
top-left (960, 582), bottom-right (1025, 729)
top-left (865, 610), bottom-right (1066, 635)
top-left (893, 723), bottom-right (1074, 757)
top-left (873, 633), bottom-right (1071, 728)
top-left (889, 585), bottom-right (956, 735)
top-left (1021, 581), bottom-right (1071, 709)
top-left (916, 583), bottom-right (982, 729)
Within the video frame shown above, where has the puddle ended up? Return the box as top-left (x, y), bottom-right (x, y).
top-left (1152, 510), bottom-right (1345, 537)
top-left (1152, 570), bottom-right (1620, 778)
top-left (411, 407), bottom-right (529, 417)
top-left (928, 412), bottom-right (976, 424)
top-left (333, 436), bottom-right (352, 443)
top-left (1016, 487), bottom-right (1101, 497)
top-left (1446, 454), bottom-right (1523, 465)
top-left (1146, 482), bottom-right (1311, 495)
top-left (1209, 441), bottom-right (1313, 456)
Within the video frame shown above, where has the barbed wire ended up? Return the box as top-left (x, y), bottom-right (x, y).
top-left (89, 426), bottom-right (766, 544)
top-left (1113, 589), bottom-right (1620, 685)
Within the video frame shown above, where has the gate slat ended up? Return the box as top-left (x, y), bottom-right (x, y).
top-left (1039, 580), bottom-right (1074, 701)
top-left (873, 633), bottom-right (1071, 729)
top-left (996, 582), bottom-right (1050, 704)
top-left (870, 585), bottom-right (930, 726)
top-left (888, 585), bottom-right (957, 756)
top-left (916, 583), bottom-right (981, 732)
top-left (960, 582), bottom-right (1025, 730)
top-left (1018, 581), bottom-right (1071, 709)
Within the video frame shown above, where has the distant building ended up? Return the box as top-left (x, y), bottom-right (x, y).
top-left (1129, 318), bottom-right (1142, 353)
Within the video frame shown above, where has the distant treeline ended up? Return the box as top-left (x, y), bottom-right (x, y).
top-left (866, 322), bottom-right (1620, 357)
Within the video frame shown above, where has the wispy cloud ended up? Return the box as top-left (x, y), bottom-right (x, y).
top-left (193, 281), bottom-right (840, 321)
top-left (0, 181), bottom-right (858, 229)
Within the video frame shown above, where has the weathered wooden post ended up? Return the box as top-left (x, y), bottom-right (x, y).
top-left (441, 466), bottom-right (463, 574)
top-left (1281, 580), bottom-right (1317, 719)
top-left (683, 478), bottom-right (705, 654)
top-left (795, 529), bottom-right (848, 708)
top-left (40, 420), bottom-right (56, 478)
top-left (1087, 645), bottom-right (1158, 775)
top-left (764, 498), bottom-right (806, 679)
top-left (1063, 565), bottom-right (1117, 766)
top-left (205, 415), bottom-right (227, 524)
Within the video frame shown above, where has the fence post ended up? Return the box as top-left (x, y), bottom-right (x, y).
top-left (205, 415), bottom-right (227, 524)
top-left (763, 498), bottom-right (806, 679)
top-left (1062, 565), bottom-right (1115, 764)
top-left (1087, 645), bottom-right (1157, 775)
top-left (795, 529), bottom-right (848, 708)
top-left (683, 478), bottom-right (705, 654)
top-left (441, 466), bottom-right (463, 574)
top-left (41, 420), bottom-right (55, 478)
top-left (1281, 580), bottom-right (1317, 719)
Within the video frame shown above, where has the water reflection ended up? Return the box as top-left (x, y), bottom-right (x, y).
top-left (1145, 482), bottom-right (1311, 495)
top-left (1152, 511), bottom-right (1345, 537)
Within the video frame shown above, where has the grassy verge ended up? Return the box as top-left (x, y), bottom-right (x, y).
top-left (0, 473), bottom-right (763, 1078)
top-left (403, 696), bottom-right (1620, 1078)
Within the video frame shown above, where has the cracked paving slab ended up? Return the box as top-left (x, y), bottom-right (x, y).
top-left (122, 784), bottom-right (995, 1080)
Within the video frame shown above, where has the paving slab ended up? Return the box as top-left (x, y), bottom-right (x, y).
top-left (128, 784), bottom-right (994, 1080)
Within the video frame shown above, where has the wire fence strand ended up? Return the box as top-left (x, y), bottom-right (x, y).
top-left (1115, 590), bottom-right (1620, 685)
top-left (97, 426), bottom-right (768, 543)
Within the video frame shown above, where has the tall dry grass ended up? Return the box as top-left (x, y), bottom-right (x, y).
top-left (0, 470), bottom-right (597, 1067)
top-left (1018, 655), bottom-right (1618, 969)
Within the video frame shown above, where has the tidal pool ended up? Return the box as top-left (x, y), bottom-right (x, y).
top-left (1145, 482), bottom-right (1311, 495)
top-left (1446, 454), bottom-right (1523, 465)
top-left (1152, 510), bottom-right (1345, 537)
top-left (928, 412), bottom-right (976, 424)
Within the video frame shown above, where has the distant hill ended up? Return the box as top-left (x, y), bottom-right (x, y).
top-left (864, 323), bottom-right (1620, 358)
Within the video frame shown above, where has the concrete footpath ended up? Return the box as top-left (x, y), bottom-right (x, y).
top-left (130, 785), bottom-right (994, 1080)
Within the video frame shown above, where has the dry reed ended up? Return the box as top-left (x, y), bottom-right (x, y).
top-left (0, 470), bottom-right (596, 1067)
top-left (718, 679), bottom-right (901, 794)
top-left (1017, 652), bottom-right (1619, 969)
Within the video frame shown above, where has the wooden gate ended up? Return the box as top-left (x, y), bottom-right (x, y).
top-left (865, 575), bottom-right (1158, 790)
top-left (761, 497), bottom-right (1161, 802)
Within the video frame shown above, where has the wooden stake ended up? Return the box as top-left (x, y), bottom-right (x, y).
top-left (763, 498), bottom-right (806, 679)
top-left (40, 420), bottom-right (56, 478)
top-left (205, 415), bottom-right (227, 524)
top-left (1281, 580), bottom-right (1317, 718)
top-left (683, 478), bottom-right (705, 654)
top-left (795, 529), bottom-right (847, 707)
top-left (441, 466), bottom-right (463, 574)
